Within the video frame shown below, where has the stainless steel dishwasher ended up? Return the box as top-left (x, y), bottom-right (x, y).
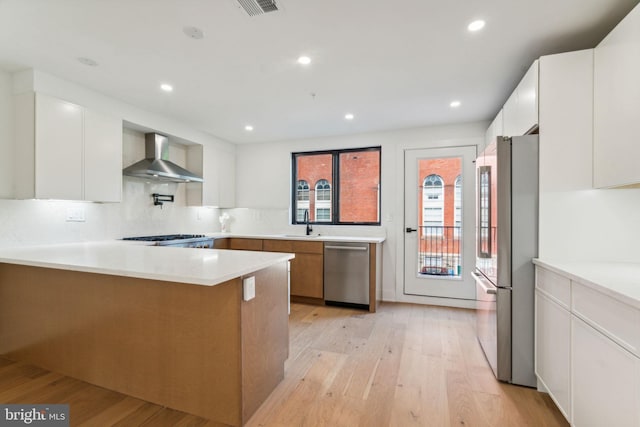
top-left (323, 242), bottom-right (369, 310)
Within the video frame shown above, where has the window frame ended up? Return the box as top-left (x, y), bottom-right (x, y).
top-left (291, 146), bottom-right (382, 226)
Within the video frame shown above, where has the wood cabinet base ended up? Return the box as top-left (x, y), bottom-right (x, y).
top-left (0, 263), bottom-right (289, 426)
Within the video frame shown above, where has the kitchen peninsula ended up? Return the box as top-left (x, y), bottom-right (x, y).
top-left (0, 242), bottom-right (293, 426)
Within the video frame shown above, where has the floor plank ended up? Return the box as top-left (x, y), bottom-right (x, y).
top-left (0, 302), bottom-right (568, 427)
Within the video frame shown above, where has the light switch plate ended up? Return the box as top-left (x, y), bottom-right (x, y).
top-left (243, 276), bottom-right (255, 301)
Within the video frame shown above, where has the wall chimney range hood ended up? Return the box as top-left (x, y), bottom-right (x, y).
top-left (123, 133), bottom-right (203, 183)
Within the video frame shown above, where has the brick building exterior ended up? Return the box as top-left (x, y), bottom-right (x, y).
top-left (417, 157), bottom-right (462, 230)
top-left (295, 151), bottom-right (380, 223)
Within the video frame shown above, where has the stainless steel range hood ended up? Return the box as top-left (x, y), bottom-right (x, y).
top-left (123, 133), bottom-right (203, 183)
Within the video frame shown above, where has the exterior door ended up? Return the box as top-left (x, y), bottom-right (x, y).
top-left (404, 146), bottom-right (476, 299)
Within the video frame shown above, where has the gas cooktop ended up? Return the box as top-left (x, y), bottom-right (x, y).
top-left (122, 234), bottom-right (214, 248)
top-left (123, 234), bottom-right (206, 242)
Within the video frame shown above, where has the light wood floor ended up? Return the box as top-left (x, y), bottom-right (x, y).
top-left (0, 302), bottom-right (567, 426)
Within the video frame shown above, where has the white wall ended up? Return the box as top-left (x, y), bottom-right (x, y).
top-left (539, 50), bottom-right (640, 262)
top-left (229, 122), bottom-right (486, 303)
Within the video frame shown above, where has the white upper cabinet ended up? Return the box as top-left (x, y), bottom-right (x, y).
top-left (186, 143), bottom-right (235, 208)
top-left (15, 92), bottom-right (122, 202)
top-left (34, 93), bottom-right (84, 200)
top-left (83, 108), bottom-right (123, 202)
top-left (593, 4), bottom-right (640, 188)
top-left (538, 50), bottom-right (594, 193)
top-left (503, 61), bottom-right (539, 137)
top-left (483, 109), bottom-right (503, 153)
top-left (216, 148), bottom-right (235, 208)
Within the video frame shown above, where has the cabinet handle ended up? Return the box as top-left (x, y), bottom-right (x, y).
top-left (324, 245), bottom-right (368, 251)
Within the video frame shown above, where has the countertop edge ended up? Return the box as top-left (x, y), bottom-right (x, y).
top-left (533, 259), bottom-right (640, 310)
top-left (208, 233), bottom-right (386, 243)
top-left (0, 243), bottom-right (295, 287)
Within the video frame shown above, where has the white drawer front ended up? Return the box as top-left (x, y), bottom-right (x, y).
top-left (572, 282), bottom-right (640, 357)
top-left (535, 266), bottom-right (571, 308)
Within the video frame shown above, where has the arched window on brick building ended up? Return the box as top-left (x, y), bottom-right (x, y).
top-left (422, 174), bottom-right (444, 235)
top-left (454, 175), bottom-right (462, 236)
top-left (296, 180), bottom-right (310, 222)
top-left (315, 179), bottom-right (331, 222)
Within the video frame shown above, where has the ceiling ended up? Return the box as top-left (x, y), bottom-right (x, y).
top-left (0, 0), bottom-right (638, 144)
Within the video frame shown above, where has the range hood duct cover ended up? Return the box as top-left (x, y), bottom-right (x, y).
top-left (122, 133), bottom-right (203, 183)
top-left (236, 0), bottom-right (279, 16)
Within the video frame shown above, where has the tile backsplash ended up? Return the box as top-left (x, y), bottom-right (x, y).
top-left (0, 179), bottom-right (219, 248)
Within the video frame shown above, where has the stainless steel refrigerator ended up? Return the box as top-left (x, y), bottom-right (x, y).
top-left (472, 134), bottom-right (538, 387)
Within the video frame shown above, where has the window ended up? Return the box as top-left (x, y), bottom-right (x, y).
top-left (292, 147), bottom-right (381, 225)
top-left (296, 180), bottom-right (309, 222)
top-left (422, 174), bottom-right (444, 235)
top-left (315, 179), bottom-right (331, 222)
top-left (454, 175), bottom-right (462, 235)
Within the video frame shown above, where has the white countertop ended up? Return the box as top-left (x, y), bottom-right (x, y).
top-left (0, 242), bottom-right (294, 287)
top-left (533, 259), bottom-right (640, 309)
top-left (208, 232), bottom-right (385, 244)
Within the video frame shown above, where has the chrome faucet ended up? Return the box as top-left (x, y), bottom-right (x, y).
top-left (304, 209), bottom-right (313, 236)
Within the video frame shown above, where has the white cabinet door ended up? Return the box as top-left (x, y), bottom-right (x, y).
top-left (593, 4), bottom-right (640, 188)
top-left (186, 144), bottom-right (236, 208)
top-left (572, 316), bottom-right (640, 427)
top-left (483, 110), bottom-right (503, 153)
top-left (539, 50), bottom-right (593, 194)
top-left (535, 290), bottom-right (571, 421)
top-left (84, 109), bottom-right (122, 202)
top-left (35, 93), bottom-right (83, 200)
top-left (503, 61), bottom-right (539, 136)
top-left (217, 148), bottom-right (235, 208)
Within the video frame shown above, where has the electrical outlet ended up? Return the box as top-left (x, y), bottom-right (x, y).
top-left (243, 276), bottom-right (255, 301)
top-left (66, 206), bottom-right (86, 222)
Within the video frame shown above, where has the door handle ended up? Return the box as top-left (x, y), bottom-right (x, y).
top-left (406, 227), bottom-right (417, 233)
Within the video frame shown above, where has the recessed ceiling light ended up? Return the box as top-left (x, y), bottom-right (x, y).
top-left (344, 113), bottom-right (355, 120)
top-left (160, 83), bottom-right (173, 92)
top-left (77, 57), bottom-right (98, 67)
top-left (468, 19), bottom-right (486, 32)
top-left (297, 56), bottom-right (312, 65)
top-left (245, 125), bottom-right (254, 131)
top-left (183, 26), bottom-right (204, 40)
top-left (450, 101), bottom-right (461, 108)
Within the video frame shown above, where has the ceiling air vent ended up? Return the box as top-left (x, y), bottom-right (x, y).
top-left (236, 0), bottom-right (279, 16)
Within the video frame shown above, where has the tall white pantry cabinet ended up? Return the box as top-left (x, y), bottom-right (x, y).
top-left (14, 92), bottom-right (122, 202)
top-left (593, 4), bottom-right (640, 188)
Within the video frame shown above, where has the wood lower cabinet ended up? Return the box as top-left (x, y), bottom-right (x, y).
top-left (214, 238), bottom-right (229, 249)
top-left (218, 237), bottom-right (380, 309)
top-left (290, 253), bottom-right (323, 299)
top-left (263, 239), bottom-right (324, 301)
top-left (229, 238), bottom-right (263, 251)
top-left (0, 262), bottom-right (289, 426)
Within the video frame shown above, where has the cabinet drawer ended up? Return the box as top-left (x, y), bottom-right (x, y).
top-left (535, 266), bottom-right (570, 308)
top-left (213, 238), bottom-right (229, 249)
top-left (292, 241), bottom-right (323, 254)
top-left (263, 239), bottom-right (294, 253)
top-left (572, 282), bottom-right (640, 357)
top-left (228, 238), bottom-right (263, 251)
